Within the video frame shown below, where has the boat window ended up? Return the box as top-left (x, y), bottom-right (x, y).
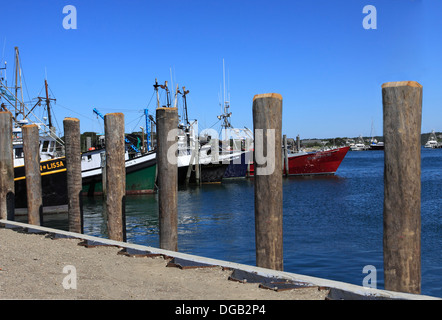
top-left (42, 140), bottom-right (50, 152)
top-left (15, 148), bottom-right (24, 158)
top-left (49, 141), bottom-right (55, 152)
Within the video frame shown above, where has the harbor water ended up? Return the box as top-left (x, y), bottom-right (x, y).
top-left (44, 148), bottom-right (441, 297)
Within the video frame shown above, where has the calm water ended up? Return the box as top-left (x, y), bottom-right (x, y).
top-left (46, 148), bottom-right (441, 297)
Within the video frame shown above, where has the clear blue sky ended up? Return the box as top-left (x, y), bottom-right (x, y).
top-left (0, 0), bottom-right (439, 139)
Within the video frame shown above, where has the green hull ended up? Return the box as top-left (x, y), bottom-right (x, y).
top-left (82, 155), bottom-right (157, 196)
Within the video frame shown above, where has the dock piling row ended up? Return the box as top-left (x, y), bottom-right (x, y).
top-left (0, 84), bottom-right (426, 296)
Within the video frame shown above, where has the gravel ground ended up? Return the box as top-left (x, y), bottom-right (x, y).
top-left (0, 228), bottom-right (329, 300)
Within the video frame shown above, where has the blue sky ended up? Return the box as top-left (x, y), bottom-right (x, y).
top-left (0, 0), bottom-right (438, 139)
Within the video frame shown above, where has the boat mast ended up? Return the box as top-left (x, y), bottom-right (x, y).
top-left (217, 59), bottom-right (232, 143)
top-left (144, 108), bottom-right (150, 152)
top-left (153, 78), bottom-right (160, 108)
top-left (37, 79), bottom-right (56, 134)
top-left (181, 86), bottom-right (190, 128)
top-left (159, 80), bottom-right (171, 107)
top-left (14, 47), bottom-right (25, 121)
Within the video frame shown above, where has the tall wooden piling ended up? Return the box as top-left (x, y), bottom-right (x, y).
top-left (0, 111), bottom-right (14, 221)
top-left (63, 118), bottom-right (83, 234)
top-left (22, 124), bottom-right (42, 225)
top-left (382, 81), bottom-right (422, 294)
top-left (283, 134), bottom-right (289, 176)
top-left (156, 107), bottom-right (178, 251)
top-left (104, 113), bottom-right (126, 242)
top-left (253, 93), bottom-right (283, 271)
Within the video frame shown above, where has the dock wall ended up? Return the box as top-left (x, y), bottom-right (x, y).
top-left (1, 219), bottom-right (438, 300)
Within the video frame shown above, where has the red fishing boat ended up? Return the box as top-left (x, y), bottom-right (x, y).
top-left (248, 146), bottom-right (350, 176)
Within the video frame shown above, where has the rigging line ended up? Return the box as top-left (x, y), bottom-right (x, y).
top-left (130, 114), bottom-right (143, 133)
top-left (209, 119), bottom-right (221, 129)
top-left (17, 54), bottom-right (32, 106)
top-left (48, 84), bottom-right (56, 100)
top-left (146, 90), bottom-right (155, 108)
top-left (56, 103), bottom-right (97, 121)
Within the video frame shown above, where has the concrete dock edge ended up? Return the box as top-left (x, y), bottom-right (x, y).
top-left (1, 219), bottom-right (439, 300)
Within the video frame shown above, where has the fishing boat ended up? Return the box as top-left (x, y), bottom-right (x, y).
top-left (350, 135), bottom-right (368, 151)
top-left (81, 148), bottom-right (157, 196)
top-left (215, 59), bottom-right (254, 179)
top-left (81, 108), bottom-right (157, 196)
top-left (162, 80), bottom-right (237, 184)
top-left (1, 47), bottom-right (68, 210)
top-left (424, 130), bottom-right (439, 148)
top-left (248, 146), bottom-right (350, 176)
top-left (368, 140), bottom-right (384, 150)
top-left (13, 131), bottom-right (68, 209)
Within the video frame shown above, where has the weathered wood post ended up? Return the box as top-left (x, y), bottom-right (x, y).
top-left (283, 134), bottom-right (289, 176)
top-left (63, 118), bottom-right (83, 234)
top-left (156, 107), bottom-right (178, 251)
top-left (382, 81), bottom-right (422, 294)
top-left (22, 124), bottom-right (42, 225)
top-left (195, 138), bottom-right (200, 185)
top-left (100, 152), bottom-right (106, 196)
top-left (253, 93), bottom-right (283, 271)
top-left (104, 113), bottom-right (126, 242)
top-left (0, 111), bottom-right (14, 221)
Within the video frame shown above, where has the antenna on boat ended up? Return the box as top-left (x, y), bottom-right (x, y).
top-left (177, 86), bottom-right (190, 128)
top-left (153, 78), bottom-right (160, 108)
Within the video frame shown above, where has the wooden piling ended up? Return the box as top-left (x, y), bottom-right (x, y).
top-left (156, 107), bottom-right (178, 251)
top-left (63, 118), bottom-right (83, 234)
top-left (283, 134), bottom-right (289, 176)
top-left (0, 111), bottom-right (14, 221)
top-left (253, 93), bottom-right (283, 271)
top-left (104, 113), bottom-right (126, 242)
top-left (382, 81), bottom-right (422, 294)
top-left (100, 152), bottom-right (106, 196)
top-left (22, 124), bottom-right (42, 225)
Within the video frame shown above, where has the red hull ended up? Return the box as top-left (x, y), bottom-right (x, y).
top-left (248, 146), bottom-right (350, 176)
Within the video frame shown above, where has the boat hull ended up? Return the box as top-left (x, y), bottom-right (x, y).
top-left (178, 163), bottom-right (229, 184)
top-left (223, 151), bottom-right (252, 179)
top-left (14, 157), bottom-right (68, 209)
top-left (248, 146), bottom-right (350, 176)
top-left (82, 153), bottom-right (157, 196)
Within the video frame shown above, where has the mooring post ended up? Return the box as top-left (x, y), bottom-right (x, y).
top-left (382, 81), bottom-right (422, 294)
top-left (283, 134), bottom-right (289, 176)
top-left (195, 138), bottom-right (200, 185)
top-left (100, 152), bottom-right (106, 196)
top-left (104, 113), bottom-right (126, 242)
top-left (63, 118), bottom-right (83, 234)
top-left (156, 107), bottom-right (178, 251)
top-left (253, 93), bottom-right (283, 271)
top-left (22, 124), bottom-right (42, 226)
top-left (0, 111), bottom-right (14, 221)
